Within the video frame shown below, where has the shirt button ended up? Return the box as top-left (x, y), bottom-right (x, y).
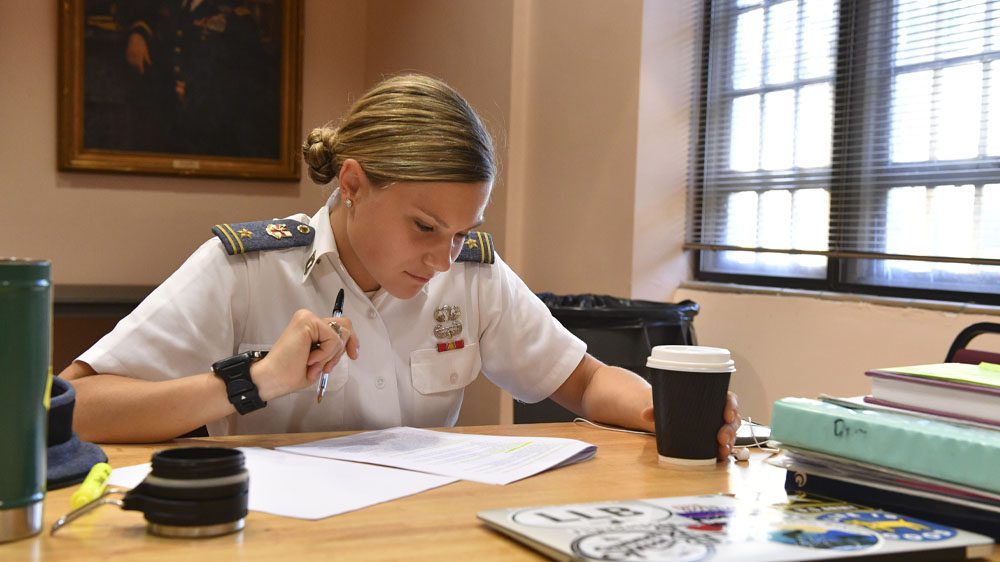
top-left (375, 376), bottom-right (385, 389)
top-left (368, 309), bottom-right (376, 319)
top-left (449, 373), bottom-right (458, 384)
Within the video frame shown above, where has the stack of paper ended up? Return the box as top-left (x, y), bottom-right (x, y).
top-left (108, 427), bottom-right (596, 520)
top-left (276, 426), bottom-right (596, 485)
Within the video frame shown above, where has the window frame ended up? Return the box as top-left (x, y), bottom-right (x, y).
top-left (691, 0), bottom-right (1000, 307)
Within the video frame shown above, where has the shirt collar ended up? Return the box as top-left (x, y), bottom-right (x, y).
top-left (301, 193), bottom-right (339, 283)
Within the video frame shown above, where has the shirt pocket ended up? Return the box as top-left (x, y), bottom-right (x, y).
top-left (316, 360), bottom-right (349, 393)
top-left (409, 342), bottom-right (482, 395)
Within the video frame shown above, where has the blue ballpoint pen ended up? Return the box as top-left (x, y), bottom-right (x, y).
top-left (317, 288), bottom-right (345, 403)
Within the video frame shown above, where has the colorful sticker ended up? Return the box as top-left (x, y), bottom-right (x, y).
top-left (779, 494), bottom-right (862, 515)
top-left (675, 504), bottom-right (732, 532)
top-left (769, 524), bottom-right (879, 551)
top-left (571, 523), bottom-right (719, 562)
top-left (818, 511), bottom-right (957, 542)
top-left (512, 502), bottom-right (671, 528)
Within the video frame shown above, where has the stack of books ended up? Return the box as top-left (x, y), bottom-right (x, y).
top-left (769, 362), bottom-right (1000, 540)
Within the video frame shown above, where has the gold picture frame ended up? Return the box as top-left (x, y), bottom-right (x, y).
top-left (58, 0), bottom-right (303, 180)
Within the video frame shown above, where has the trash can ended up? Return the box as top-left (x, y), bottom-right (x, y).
top-left (514, 294), bottom-right (699, 424)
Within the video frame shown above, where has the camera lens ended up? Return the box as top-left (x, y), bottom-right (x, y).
top-left (122, 447), bottom-right (248, 538)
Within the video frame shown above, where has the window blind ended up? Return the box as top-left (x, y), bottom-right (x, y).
top-left (688, 0), bottom-right (1000, 277)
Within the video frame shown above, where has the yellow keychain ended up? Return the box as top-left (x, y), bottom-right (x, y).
top-left (52, 463), bottom-right (124, 535)
top-left (69, 463), bottom-right (113, 510)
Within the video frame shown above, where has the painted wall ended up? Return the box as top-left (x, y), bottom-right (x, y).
top-left (632, 0), bottom-right (697, 299)
top-left (506, 0), bottom-right (644, 297)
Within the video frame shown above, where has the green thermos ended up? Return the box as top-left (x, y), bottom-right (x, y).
top-left (0, 259), bottom-right (51, 542)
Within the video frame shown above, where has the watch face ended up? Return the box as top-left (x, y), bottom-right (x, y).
top-left (214, 354), bottom-right (249, 379)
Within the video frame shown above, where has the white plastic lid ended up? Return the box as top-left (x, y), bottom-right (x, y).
top-left (646, 345), bottom-right (736, 373)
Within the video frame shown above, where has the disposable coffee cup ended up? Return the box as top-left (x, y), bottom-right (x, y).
top-left (647, 345), bottom-right (735, 466)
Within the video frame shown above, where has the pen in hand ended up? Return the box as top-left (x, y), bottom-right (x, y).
top-left (317, 288), bottom-right (345, 403)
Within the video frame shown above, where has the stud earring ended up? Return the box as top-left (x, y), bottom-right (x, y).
top-left (344, 199), bottom-right (353, 208)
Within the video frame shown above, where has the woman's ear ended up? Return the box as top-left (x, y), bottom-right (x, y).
top-left (338, 159), bottom-right (366, 203)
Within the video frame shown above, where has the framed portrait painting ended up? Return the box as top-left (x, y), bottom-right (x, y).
top-left (58, 0), bottom-right (303, 180)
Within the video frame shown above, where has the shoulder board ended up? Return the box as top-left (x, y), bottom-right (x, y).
top-left (212, 219), bottom-right (315, 256)
top-left (457, 231), bottom-right (495, 264)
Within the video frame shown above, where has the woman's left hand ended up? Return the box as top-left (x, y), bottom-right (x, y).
top-left (639, 390), bottom-right (741, 462)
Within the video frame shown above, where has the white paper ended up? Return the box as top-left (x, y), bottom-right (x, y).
top-left (107, 447), bottom-right (457, 520)
top-left (277, 426), bottom-right (597, 485)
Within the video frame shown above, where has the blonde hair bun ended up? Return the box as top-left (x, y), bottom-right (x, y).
top-left (301, 126), bottom-right (338, 185)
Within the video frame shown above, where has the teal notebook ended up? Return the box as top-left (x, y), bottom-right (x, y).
top-left (771, 397), bottom-right (1000, 494)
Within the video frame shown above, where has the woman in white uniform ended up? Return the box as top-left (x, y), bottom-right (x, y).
top-left (63, 74), bottom-right (740, 459)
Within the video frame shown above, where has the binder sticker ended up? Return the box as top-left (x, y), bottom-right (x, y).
top-left (769, 524), bottom-right (879, 551)
top-left (570, 523), bottom-right (720, 562)
top-left (817, 511), bottom-right (957, 542)
top-left (674, 504), bottom-right (732, 532)
top-left (512, 502), bottom-right (671, 529)
top-left (778, 493), bottom-right (862, 515)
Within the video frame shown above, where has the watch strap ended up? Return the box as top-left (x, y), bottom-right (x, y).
top-left (212, 351), bottom-right (268, 415)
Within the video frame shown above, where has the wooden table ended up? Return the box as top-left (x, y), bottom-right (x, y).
top-left (1, 423), bottom-right (995, 561)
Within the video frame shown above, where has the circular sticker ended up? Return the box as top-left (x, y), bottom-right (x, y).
top-left (512, 502), bottom-right (671, 528)
top-left (571, 526), bottom-right (715, 562)
top-left (818, 511), bottom-right (957, 542)
top-left (769, 523), bottom-right (879, 551)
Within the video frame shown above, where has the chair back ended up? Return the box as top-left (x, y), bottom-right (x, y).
top-left (945, 322), bottom-right (1000, 365)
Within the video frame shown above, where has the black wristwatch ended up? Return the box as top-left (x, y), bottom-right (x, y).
top-left (212, 351), bottom-right (268, 415)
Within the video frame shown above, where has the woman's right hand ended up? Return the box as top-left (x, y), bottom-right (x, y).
top-left (250, 309), bottom-right (359, 401)
top-left (125, 32), bottom-right (152, 74)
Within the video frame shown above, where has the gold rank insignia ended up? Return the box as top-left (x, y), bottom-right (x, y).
top-left (456, 231), bottom-right (495, 264)
top-left (265, 223), bottom-right (292, 239)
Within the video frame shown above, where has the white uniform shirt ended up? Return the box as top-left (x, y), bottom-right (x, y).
top-left (79, 198), bottom-right (587, 436)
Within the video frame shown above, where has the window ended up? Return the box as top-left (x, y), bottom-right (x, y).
top-left (688, 0), bottom-right (1000, 304)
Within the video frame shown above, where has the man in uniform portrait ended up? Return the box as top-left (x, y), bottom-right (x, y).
top-left (83, 0), bottom-right (281, 158)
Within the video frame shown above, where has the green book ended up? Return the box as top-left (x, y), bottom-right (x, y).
top-left (771, 397), bottom-right (1000, 494)
top-left (864, 362), bottom-right (1000, 427)
top-left (874, 362), bottom-right (1000, 388)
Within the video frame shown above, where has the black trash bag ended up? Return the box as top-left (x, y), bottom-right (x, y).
top-left (515, 294), bottom-right (699, 424)
top-left (535, 293), bottom-right (699, 331)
